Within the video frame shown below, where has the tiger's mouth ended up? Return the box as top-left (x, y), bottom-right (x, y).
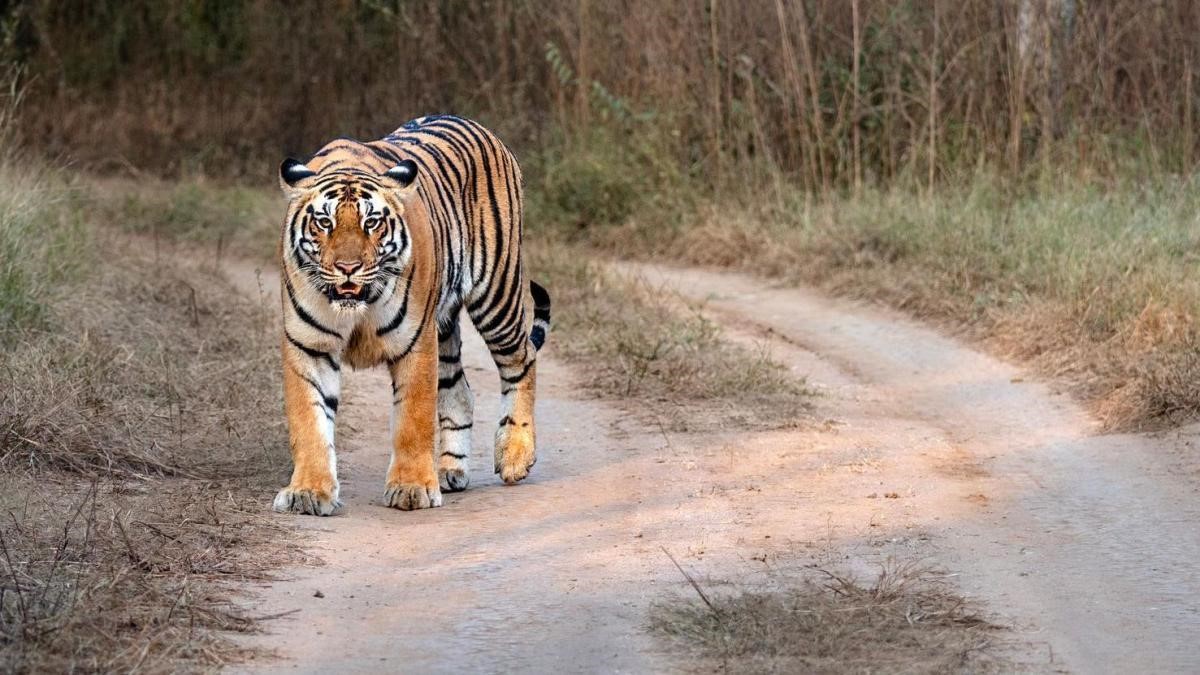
top-left (326, 281), bottom-right (368, 309)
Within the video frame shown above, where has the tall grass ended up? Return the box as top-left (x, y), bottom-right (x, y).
top-left (3, 1), bottom-right (1199, 185)
top-left (0, 71), bottom-right (83, 335)
top-left (0, 165), bottom-right (79, 334)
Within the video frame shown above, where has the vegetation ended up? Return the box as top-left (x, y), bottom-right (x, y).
top-left (5, 3), bottom-right (1197, 429)
top-left (528, 240), bottom-right (810, 431)
top-left (1, 1), bottom-right (1196, 185)
top-left (0, 162), bottom-right (80, 336)
top-left (650, 560), bottom-right (1003, 674)
top-left (550, 172), bottom-right (1200, 430)
top-left (91, 177), bottom-right (279, 261)
top-left (0, 146), bottom-right (294, 670)
top-left (3, 1), bottom-right (1200, 669)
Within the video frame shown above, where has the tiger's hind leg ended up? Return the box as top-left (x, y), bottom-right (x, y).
top-left (492, 353), bottom-right (537, 485)
top-left (436, 319), bottom-right (474, 492)
top-left (469, 282), bottom-right (549, 485)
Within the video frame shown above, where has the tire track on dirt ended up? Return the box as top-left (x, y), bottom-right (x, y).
top-left (629, 262), bottom-right (1200, 674)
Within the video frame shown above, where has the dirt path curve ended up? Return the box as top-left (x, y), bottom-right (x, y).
top-left (223, 256), bottom-right (1200, 674)
top-left (630, 262), bottom-right (1200, 674)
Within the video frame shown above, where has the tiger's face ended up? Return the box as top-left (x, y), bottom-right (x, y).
top-left (279, 156), bottom-right (418, 311)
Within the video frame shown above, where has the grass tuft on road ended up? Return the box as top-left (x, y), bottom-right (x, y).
top-left (650, 561), bottom-right (1003, 674)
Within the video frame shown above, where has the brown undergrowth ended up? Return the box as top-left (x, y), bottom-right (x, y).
top-left (1, 231), bottom-right (297, 672)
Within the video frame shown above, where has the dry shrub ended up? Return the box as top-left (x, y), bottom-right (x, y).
top-left (1, 245), bottom-right (283, 478)
top-left (0, 483), bottom-right (299, 673)
top-left (992, 300), bottom-right (1200, 430)
top-left (527, 240), bottom-right (810, 431)
top-left (0, 233), bottom-right (295, 672)
top-left (650, 561), bottom-right (1004, 674)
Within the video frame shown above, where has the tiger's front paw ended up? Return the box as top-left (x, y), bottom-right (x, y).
top-left (273, 484), bottom-right (341, 516)
top-left (494, 424), bottom-right (536, 485)
top-left (383, 480), bottom-right (443, 510)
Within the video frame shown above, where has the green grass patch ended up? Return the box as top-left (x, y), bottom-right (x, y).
top-left (0, 166), bottom-right (85, 336)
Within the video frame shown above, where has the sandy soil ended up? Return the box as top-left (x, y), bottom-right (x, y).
top-left (224, 259), bottom-right (1200, 674)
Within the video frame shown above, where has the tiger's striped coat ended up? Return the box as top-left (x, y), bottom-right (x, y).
top-left (274, 115), bottom-right (550, 515)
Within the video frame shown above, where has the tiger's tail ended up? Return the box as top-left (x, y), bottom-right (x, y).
top-left (529, 280), bottom-right (552, 351)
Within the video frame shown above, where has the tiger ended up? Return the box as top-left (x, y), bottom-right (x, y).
top-left (273, 115), bottom-right (551, 515)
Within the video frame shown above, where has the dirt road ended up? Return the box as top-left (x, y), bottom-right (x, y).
top-left (227, 259), bottom-right (1200, 674)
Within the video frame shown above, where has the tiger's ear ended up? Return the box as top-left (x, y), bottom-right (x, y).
top-left (279, 158), bottom-right (317, 194)
top-left (383, 160), bottom-right (418, 191)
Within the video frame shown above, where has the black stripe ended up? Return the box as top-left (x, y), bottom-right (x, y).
top-left (286, 333), bottom-right (340, 371)
top-left (376, 267), bottom-right (416, 336)
top-left (475, 281), bottom-right (521, 335)
top-left (286, 279), bottom-right (341, 338)
top-left (387, 291), bottom-right (436, 362)
top-left (438, 369), bottom-right (464, 390)
top-left (368, 143), bottom-right (402, 163)
top-left (488, 306), bottom-right (527, 347)
top-left (293, 368), bottom-right (339, 417)
top-left (489, 334), bottom-right (525, 357)
top-left (440, 450), bottom-right (468, 459)
top-left (500, 359), bottom-right (535, 385)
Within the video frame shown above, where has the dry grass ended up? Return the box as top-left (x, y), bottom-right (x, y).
top-left (1, 226), bottom-right (295, 671)
top-left (528, 240), bottom-right (810, 432)
top-left (88, 177), bottom-right (279, 260)
top-left (563, 175), bottom-right (1200, 431)
top-left (2, 244), bottom-right (283, 478)
top-left (0, 483), bottom-right (298, 672)
top-left (650, 560), bottom-right (1005, 674)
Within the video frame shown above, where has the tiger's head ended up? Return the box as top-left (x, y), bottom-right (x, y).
top-left (278, 144), bottom-right (419, 311)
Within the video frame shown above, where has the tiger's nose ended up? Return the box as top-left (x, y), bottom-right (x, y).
top-left (333, 260), bottom-right (362, 276)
